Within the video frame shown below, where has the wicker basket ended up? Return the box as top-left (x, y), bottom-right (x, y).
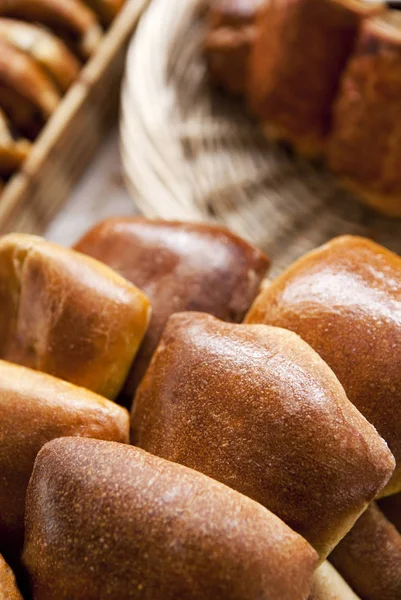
top-left (0, 0), bottom-right (149, 235)
top-left (121, 0), bottom-right (401, 277)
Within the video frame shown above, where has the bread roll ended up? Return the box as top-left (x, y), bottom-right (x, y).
top-left (0, 554), bottom-right (22, 600)
top-left (131, 312), bottom-right (394, 559)
top-left (23, 437), bottom-right (318, 600)
top-left (246, 235), bottom-right (401, 495)
top-left (309, 562), bottom-right (360, 600)
top-left (327, 11), bottom-right (401, 217)
top-left (205, 0), bottom-right (262, 95)
top-left (75, 218), bottom-right (269, 403)
top-left (0, 360), bottom-right (129, 562)
top-left (0, 234), bottom-right (151, 400)
top-left (331, 504), bottom-right (401, 600)
top-left (0, 108), bottom-right (30, 176)
top-left (379, 493), bottom-right (401, 533)
top-left (82, 0), bottom-right (125, 26)
top-left (0, 84), bottom-right (43, 139)
top-left (248, 0), bottom-right (384, 156)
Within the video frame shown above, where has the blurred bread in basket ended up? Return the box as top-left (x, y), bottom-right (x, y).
top-left (0, 0), bottom-right (126, 184)
top-left (204, 0), bottom-right (401, 217)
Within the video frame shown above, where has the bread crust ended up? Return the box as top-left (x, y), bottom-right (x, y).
top-left (132, 312), bottom-right (395, 559)
top-left (23, 437), bottom-right (318, 600)
top-left (246, 235), bottom-right (401, 495)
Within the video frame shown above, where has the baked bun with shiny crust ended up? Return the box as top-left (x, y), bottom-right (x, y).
top-left (75, 218), bottom-right (269, 403)
top-left (131, 312), bottom-right (395, 559)
top-left (331, 504), bottom-right (401, 600)
top-left (0, 233), bottom-right (151, 400)
top-left (0, 360), bottom-right (129, 562)
top-left (309, 562), bottom-right (360, 600)
top-left (23, 437), bottom-right (318, 600)
top-left (246, 235), bottom-right (401, 496)
top-left (0, 554), bottom-right (22, 600)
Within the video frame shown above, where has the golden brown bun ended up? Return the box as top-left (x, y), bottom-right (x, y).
top-left (327, 12), bottom-right (401, 217)
top-left (0, 39), bottom-right (60, 118)
top-left (0, 19), bottom-right (81, 93)
top-left (0, 360), bottom-right (129, 562)
top-left (246, 235), bottom-right (401, 495)
top-left (0, 554), bottom-right (22, 600)
top-left (0, 0), bottom-right (103, 58)
top-left (309, 562), bottom-right (360, 600)
top-left (248, 0), bottom-right (384, 156)
top-left (0, 234), bottom-right (151, 400)
top-left (379, 493), bottom-right (401, 533)
top-left (75, 218), bottom-right (269, 404)
top-left (331, 504), bottom-right (401, 600)
top-left (23, 437), bottom-right (318, 600)
top-left (131, 312), bottom-right (394, 560)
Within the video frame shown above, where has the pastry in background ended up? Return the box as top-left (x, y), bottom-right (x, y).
top-left (0, 360), bottom-right (129, 563)
top-left (131, 312), bottom-right (395, 560)
top-left (0, 19), bottom-right (81, 92)
top-left (75, 218), bottom-right (269, 404)
top-left (0, 234), bottom-right (151, 400)
top-left (330, 504), bottom-right (401, 600)
top-left (246, 235), bottom-right (401, 496)
top-left (204, 0), bottom-right (263, 95)
top-left (248, 0), bottom-right (384, 156)
top-left (0, 39), bottom-right (60, 120)
top-left (0, 554), bottom-right (22, 600)
top-left (0, 0), bottom-right (103, 59)
top-left (327, 12), bottom-right (401, 217)
top-left (23, 437), bottom-right (318, 600)
top-left (309, 562), bottom-right (360, 600)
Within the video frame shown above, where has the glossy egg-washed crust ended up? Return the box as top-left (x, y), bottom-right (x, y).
top-left (0, 554), bottom-right (22, 600)
top-left (248, 0), bottom-right (385, 157)
top-left (0, 234), bottom-right (151, 400)
top-left (331, 504), bottom-right (401, 600)
top-left (131, 312), bottom-right (394, 560)
top-left (246, 235), bottom-right (401, 495)
top-left (75, 218), bottom-right (269, 403)
top-left (327, 12), bottom-right (401, 217)
top-left (23, 437), bottom-right (318, 600)
top-left (0, 360), bottom-right (129, 563)
top-left (309, 562), bottom-right (360, 600)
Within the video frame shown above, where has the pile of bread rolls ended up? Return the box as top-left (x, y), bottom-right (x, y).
top-left (0, 0), bottom-right (125, 184)
top-left (0, 218), bottom-right (400, 599)
top-left (205, 0), bottom-right (401, 218)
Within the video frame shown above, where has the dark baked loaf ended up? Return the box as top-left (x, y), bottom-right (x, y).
top-left (75, 218), bottom-right (269, 404)
top-left (327, 11), bottom-right (401, 217)
top-left (23, 437), bottom-right (318, 600)
top-left (248, 0), bottom-right (384, 156)
top-left (131, 311), bottom-right (394, 560)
